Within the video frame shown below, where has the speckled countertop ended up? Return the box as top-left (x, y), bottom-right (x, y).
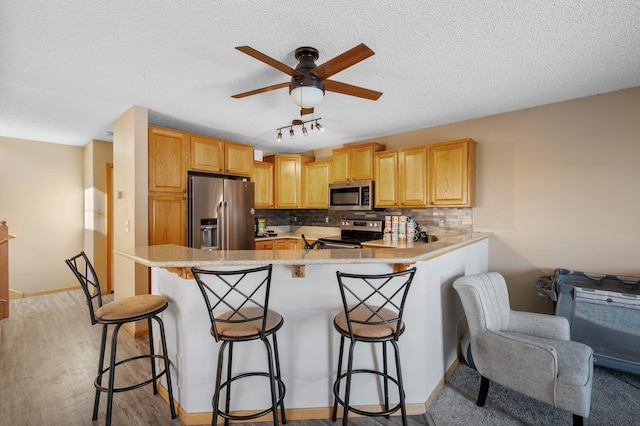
top-left (115, 232), bottom-right (490, 268)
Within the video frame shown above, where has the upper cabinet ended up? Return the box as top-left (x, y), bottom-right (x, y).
top-left (302, 160), bottom-right (332, 209)
top-left (374, 146), bottom-right (427, 208)
top-left (428, 138), bottom-right (477, 207)
top-left (398, 146), bottom-right (428, 207)
top-left (252, 161), bottom-right (274, 209)
top-left (374, 150), bottom-right (398, 207)
top-left (149, 126), bottom-right (189, 193)
top-left (264, 154), bottom-right (314, 209)
top-left (331, 142), bottom-right (385, 182)
top-left (190, 135), bottom-right (253, 177)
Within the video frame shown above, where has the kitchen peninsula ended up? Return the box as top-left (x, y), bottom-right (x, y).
top-left (115, 233), bottom-right (489, 424)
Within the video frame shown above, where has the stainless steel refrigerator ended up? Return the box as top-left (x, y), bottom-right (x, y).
top-left (188, 175), bottom-right (255, 250)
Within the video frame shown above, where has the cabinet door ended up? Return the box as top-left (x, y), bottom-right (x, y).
top-left (273, 239), bottom-right (288, 250)
top-left (273, 155), bottom-right (301, 208)
top-left (303, 161), bottom-right (331, 208)
top-left (252, 161), bottom-right (273, 209)
top-left (255, 240), bottom-right (274, 250)
top-left (225, 142), bottom-right (253, 177)
top-left (351, 145), bottom-right (376, 181)
top-left (331, 148), bottom-right (350, 183)
top-left (374, 151), bottom-right (398, 207)
top-left (429, 140), bottom-right (476, 206)
top-left (399, 146), bottom-right (428, 207)
top-left (287, 239), bottom-right (302, 249)
top-left (149, 127), bottom-right (188, 193)
top-left (149, 194), bottom-right (187, 246)
top-left (190, 135), bottom-right (224, 173)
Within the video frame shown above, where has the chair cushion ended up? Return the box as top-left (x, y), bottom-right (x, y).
top-left (95, 294), bottom-right (167, 321)
top-left (215, 307), bottom-right (283, 338)
top-left (334, 305), bottom-right (403, 339)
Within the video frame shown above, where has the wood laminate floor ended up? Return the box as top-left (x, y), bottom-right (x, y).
top-left (0, 289), bottom-right (427, 425)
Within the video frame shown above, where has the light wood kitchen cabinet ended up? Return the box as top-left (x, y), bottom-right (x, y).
top-left (148, 126), bottom-right (189, 246)
top-left (255, 240), bottom-right (274, 250)
top-left (148, 193), bottom-right (187, 246)
top-left (252, 161), bottom-right (274, 209)
top-left (302, 160), bottom-right (331, 208)
top-left (374, 150), bottom-right (398, 207)
top-left (264, 154), bottom-right (314, 209)
top-left (374, 146), bottom-right (428, 207)
top-left (190, 136), bottom-right (253, 177)
top-left (225, 141), bottom-right (253, 177)
top-left (273, 239), bottom-right (288, 250)
top-left (149, 126), bottom-right (189, 193)
top-left (331, 142), bottom-right (385, 182)
top-left (399, 145), bottom-right (428, 207)
top-left (429, 139), bottom-right (477, 206)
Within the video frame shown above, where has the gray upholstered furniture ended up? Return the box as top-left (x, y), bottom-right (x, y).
top-left (453, 272), bottom-right (593, 426)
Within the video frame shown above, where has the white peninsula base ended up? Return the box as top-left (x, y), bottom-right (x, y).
top-left (148, 238), bottom-right (488, 424)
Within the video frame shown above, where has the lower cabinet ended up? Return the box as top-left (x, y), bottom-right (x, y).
top-left (255, 240), bottom-right (274, 250)
top-left (149, 193), bottom-right (187, 246)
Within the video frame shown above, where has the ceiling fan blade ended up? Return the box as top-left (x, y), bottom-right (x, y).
top-left (310, 43), bottom-right (375, 80)
top-left (235, 46), bottom-right (302, 77)
top-left (231, 82), bottom-right (289, 99)
top-left (324, 80), bottom-right (383, 101)
top-left (300, 108), bottom-right (314, 116)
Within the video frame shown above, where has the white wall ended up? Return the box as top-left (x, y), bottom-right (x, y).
top-left (0, 136), bottom-right (83, 294)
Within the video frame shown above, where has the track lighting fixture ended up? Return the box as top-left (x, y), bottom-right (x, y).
top-left (276, 118), bottom-right (324, 142)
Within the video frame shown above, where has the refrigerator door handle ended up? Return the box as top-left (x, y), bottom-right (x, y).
top-left (222, 201), bottom-right (229, 250)
top-left (216, 201), bottom-right (224, 249)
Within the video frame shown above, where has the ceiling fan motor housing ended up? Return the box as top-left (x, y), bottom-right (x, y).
top-left (290, 47), bottom-right (325, 94)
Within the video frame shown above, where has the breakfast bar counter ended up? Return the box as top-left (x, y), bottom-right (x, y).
top-left (115, 233), bottom-right (489, 424)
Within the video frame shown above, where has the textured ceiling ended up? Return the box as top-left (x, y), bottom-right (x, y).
top-left (1, 1), bottom-right (639, 154)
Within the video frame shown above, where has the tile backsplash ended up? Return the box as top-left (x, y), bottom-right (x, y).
top-left (254, 208), bottom-right (473, 234)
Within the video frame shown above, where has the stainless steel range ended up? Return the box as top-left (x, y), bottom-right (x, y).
top-left (317, 219), bottom-right (383, 249)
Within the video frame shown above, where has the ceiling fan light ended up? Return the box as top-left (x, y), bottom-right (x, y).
top-left (302, 125), bottom-right (308, 137)
top-left (289, 128), bottom-right (295, 139)
top-left (290, 86), bottom-right (324, 109)
top-left (277, 131), bottom-right (282, 142)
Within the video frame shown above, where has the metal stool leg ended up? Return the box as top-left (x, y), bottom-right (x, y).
top-left (391, 340), bottom-right (407, 426)
top-left (383, 341), bottom-right (390, 418)
top-left (331, 335), bottom-right (346, 421)
top-left (263, 337), bottom-right (280, 426)
top-left (147, 317), bottom-right (158, 395)
top-left (272, 333), bottom-right (286, 424)
top-left (342, 340), bottom-right (357, 426)
top-left (106, 323), bottom-right (123, 426)
top-left (94, 325), bottom-right (108, 421)
top-left (155, 316), bottom-right (177, 418)
top-left (212, 341), bottom-right (228, 426)
top-left (224, 342), bottom-right (233, 426)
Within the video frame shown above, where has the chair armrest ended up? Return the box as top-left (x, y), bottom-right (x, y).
top-left (475, 330), bottom-right (558, 405)
top-left (508, 310), bottom-right (570, 340)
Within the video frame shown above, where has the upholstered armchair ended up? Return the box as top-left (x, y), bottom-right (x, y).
top-left (453, 272), bottom-right (593, 426)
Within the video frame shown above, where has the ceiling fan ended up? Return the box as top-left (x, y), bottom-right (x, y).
top-left (231, 43), bottom-right (382, 115)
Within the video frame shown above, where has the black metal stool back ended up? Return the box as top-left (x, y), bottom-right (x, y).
top-left (191, 264), bottom-right (286, 426)
top-left (193, 264), bottom-right (275, 342)
top-left (65, 252), bottom-right (176, 426)
top-left (332, 267), bottom-right (417, 426)
top-left (336, 267), bottom-right (416, 342)
top-left (66, 250), bottom-right (103, 325)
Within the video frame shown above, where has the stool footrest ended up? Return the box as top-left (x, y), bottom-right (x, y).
top-left (333, 369), bottom-right (404, 417)
top-left (216, 371), bottom-right (286, 421)
top-left (94, 353), bottom-right (169, 394)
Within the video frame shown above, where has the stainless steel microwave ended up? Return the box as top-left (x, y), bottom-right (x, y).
top-left (328, 180), bottom-right (374, 210)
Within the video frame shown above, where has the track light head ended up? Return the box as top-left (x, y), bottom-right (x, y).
top-left (289, 128), bottom-right (295, 139)
top-left (302, 125), bottom-right (308, 137)
top-left (277, 131), bottom-right (282, 142)
top-left (315, 121), bottom-right (324, 132)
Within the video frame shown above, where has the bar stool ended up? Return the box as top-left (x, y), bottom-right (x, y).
top-left (191, 264), bottom-right (286, 426)
top-left (331, 267), bottom-right (417, 426)
top-left (65, 252), bottom-right (176, 426)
